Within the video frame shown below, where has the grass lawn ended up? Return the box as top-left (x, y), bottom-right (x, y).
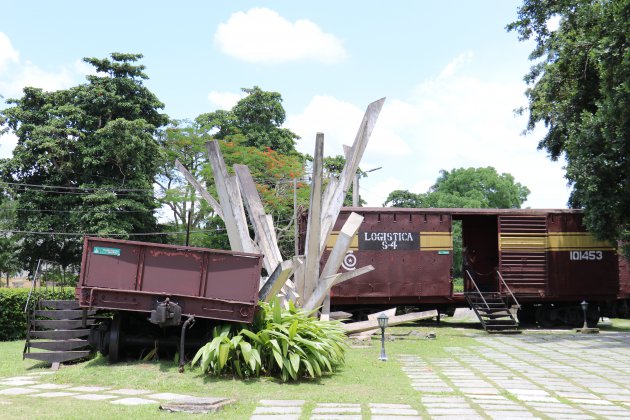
top-left (1, 318), bottom-right (629, 419)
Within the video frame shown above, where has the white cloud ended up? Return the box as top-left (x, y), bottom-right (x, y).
top-left (207, 90), bottom-right (244, 110)
top-left (0, 132), bottom-right (18, 159)
top-left (546, 14), bottom-right (561, 32)
top-left (0, 32), bottom-right (19, 73)
top-left (214, 8), bottom-right (347, 64)
top-left (0, 33), bottom-right (83, 100)
top-left (287, 53), bottom-right (571, 209)
top-left (439, 50), bottom-right (473, 78)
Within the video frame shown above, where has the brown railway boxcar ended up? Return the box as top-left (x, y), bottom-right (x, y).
top-left (306, 207), bottom-right (619, 325)
top-left (76, 237), bottom-right (263, 362)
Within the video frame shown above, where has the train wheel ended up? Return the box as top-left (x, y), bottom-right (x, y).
top-left (517, 305), bottom-right (536, 325)
top-left (108, 313), bottom-right (124, 363)
top-left (535, 305), bottom-right (555, 328)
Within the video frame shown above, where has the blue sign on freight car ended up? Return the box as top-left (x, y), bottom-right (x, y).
top-left (93, 246), bottom-right (121, 256)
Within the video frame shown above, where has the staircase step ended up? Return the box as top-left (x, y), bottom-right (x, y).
top-left (29, 329), bottom-right (91, 340)
top-left (31, 319), bottom-right (95, 330)
top-left (34, 309), bottom-right (96, 319)
top-left (477, 307), bottom-right (512, 313)
top-left (484, 318), bottom-right (518, 324)
top-left (39, 300), bottom-right (81, 310)
top-left (480, 313), bottom-right (513, 319)
top-left (24, 351), bottom-right (91, 363)
top-left (487, 329), bottom-right (523, 334)
top-left (28, 340), bottom-right (89, 351)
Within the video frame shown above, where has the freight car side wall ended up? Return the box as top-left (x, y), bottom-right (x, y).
top-left (498, 213), bottom-right (618, 301)
top-left (77, 237), bottom-right (263, 323)
top-left (546, 213), bottom-right (618, 300)
top-left (324, 209), bottom-right (454, 305)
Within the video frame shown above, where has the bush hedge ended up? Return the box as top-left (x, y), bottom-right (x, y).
top-left (0, 287), bottom-right (75, 341)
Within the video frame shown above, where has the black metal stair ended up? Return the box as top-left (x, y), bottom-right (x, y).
top-left (23, 299), bottom-right (95, 366)
top-left (465, 292), bottom-right (521, 334)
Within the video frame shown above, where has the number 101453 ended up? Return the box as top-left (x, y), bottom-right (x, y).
top-left (569, 250), bottom-right (603, 261)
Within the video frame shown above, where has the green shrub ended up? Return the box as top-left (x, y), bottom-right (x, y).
top-left (192, 299), bottom-right (348, 381)
top-left (0, 287), bottom-right (75, 341)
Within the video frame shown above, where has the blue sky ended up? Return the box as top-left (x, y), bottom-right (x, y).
top-left (0, 1), bottom-right (570, 209)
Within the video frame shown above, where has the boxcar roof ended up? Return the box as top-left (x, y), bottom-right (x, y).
top-left (342, 207), bottom-right (582, 216)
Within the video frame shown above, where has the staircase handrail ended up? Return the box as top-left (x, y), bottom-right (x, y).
top-left (465, 269), bottom-right (490, 309)
top-left (24, 259), bottom-right (43, 313)
top-left (496, 270), bottom-right (521, 310)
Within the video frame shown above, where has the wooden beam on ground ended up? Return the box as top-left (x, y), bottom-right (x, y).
top-left (319, 98), bottom-right (385, 255)
top-left (259, 260), bottom-right (295, 302)
top-left (174, 159), bottom-right (224, 220)
top-left (206, 141), bottom-right (255, 253)
top-left (233, 164), bottom-right (282, 273)
top-left (303, 212), bottom-right (364, 311)
top-left (342, 310), bottom-right (439, 334)
top-left (302, 133), bottom-right (324, 303)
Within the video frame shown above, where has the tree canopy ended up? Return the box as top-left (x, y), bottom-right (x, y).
top-left (508, 0), bottom-right (630, 252)
top-left (383, 167), bottom-right (530, 209)
top-left (0, 53), bottom-right (168, 270)
top-left (196, 86), bottom-right (300, 155)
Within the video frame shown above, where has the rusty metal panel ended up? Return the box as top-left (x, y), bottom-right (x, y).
top-left (499, 215), bottom-right (548, 297)
top-left (619, 252), bottom-right (630, 298)
top-left (546, 213), bottom-right (618, 299)
top-left (77, 237), bottom-right (263, 323)
top-left (326, 209), bottom-right (453, 304)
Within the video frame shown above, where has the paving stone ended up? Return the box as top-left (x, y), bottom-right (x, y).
top-left (458, 387), bottom-right (499, 395)
top-left (26, 372), bottom-right (55, 376)
top-left (370, 417), bottom-right (422, 420)
top-left (477, 404), bottom-right (523, 410)
top-left (259, 399), bottom-right (305, 406)
top-left (516, 395), bottom-right (559, 402)
top-left (250, 416), bottom-right (299, 420)
top-left (310, 416), bottom-right (361, 420)
top-left (110, 397), bottom-right (158, 405)
top-left (569, 398), bottom-right (613, 405)
top-left (425, 403), bottom-right (474, 408)
top-left (370, 407), bottom-right (418, 415)
top-left (29, 391), bottom-right (79, 398)
top-left (485, 411), bottom-right (536, 418)
top-left (0, 380), bottom-right (39, 386)
top-left (146, 393), bottom-right (195, 401)
top-left (316, 403), bottom-right (360, 408)
top-left (73, 394), bottom-right (117, 401)
top-left (253, 406), bottom-right (302, 415)
top-left (0, 388), bottom-right (40, 395)
top-left (421, 396), bottom-right (466, 403)
top-left (506, 389), bottom-right (549, 397)
top-left (426, 408), bottom-right (479, 415)
top-left (29, 383), bottom-right (71, 390)
top-left (312, 407), bottom-right (361, 414)
top-left (106, 388), bottom-right (152, 395)
top-left (67, 385), bottom-right (111, 392)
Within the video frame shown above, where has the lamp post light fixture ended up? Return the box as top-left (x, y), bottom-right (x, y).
top-left (581, 300), bottom-right (589, 330)
top-left (377, 312), bottom-right (389, 361)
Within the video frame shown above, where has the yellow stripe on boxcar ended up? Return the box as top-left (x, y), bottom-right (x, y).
top-left (420, 232), bottom-right (453, 251)
top-left (547, 232), bottom-right (615, 251)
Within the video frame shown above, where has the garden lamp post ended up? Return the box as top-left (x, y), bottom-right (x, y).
top-left (377, 312), bottom-right (388, 361)
top-left (581, 300), bottom-right (589, 330)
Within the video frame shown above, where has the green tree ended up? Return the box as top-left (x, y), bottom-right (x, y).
top-left (0, 192), bottom-right (21, 286)
top-left (384, 167), bottom-right (530, 209)
top-left (507, 0), bottom-right (630, 254)
top-left (383, 167), bottom-right (530, 277)
top-left (0, 53), bottom-right (168, 271)
top-left (197, 86), bottom-right (300, 155)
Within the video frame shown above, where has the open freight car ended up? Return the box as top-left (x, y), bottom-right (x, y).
top-left (304, 207), bottom-right (619, 328)
top-left (76, 237), bottom-right (263, 362)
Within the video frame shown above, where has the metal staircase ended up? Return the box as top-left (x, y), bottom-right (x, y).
top-left (464, 270), bottom-right (521, 334)
top-left (23, 299), bottom-right (95, 367)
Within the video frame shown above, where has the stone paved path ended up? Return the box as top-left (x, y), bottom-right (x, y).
top-left (4, 331), bottom-right (630, 419)
top-left (400, 331), bottom-right (630, 419)
top-left (0, 372), bottom-right (197, 406)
